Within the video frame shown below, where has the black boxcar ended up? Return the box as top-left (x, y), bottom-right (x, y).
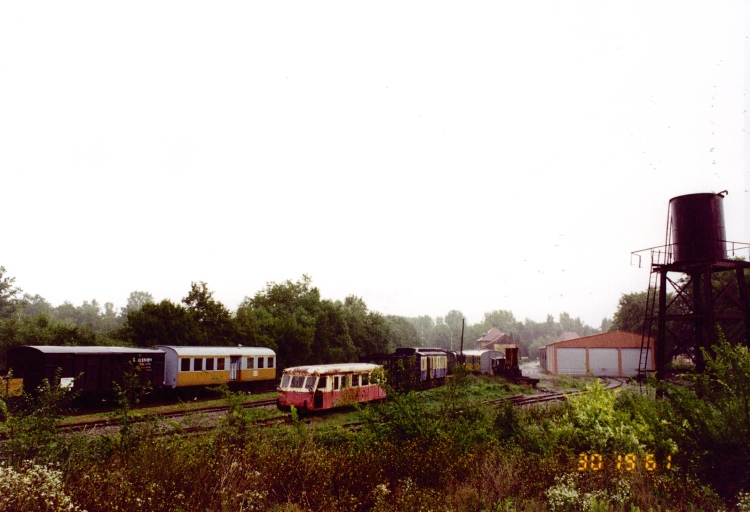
top-left (7, 346), bottom-right (166, 397)
top-left (366, 347), bottom-right (449, 390)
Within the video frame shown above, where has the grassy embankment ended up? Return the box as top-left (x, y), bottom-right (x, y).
top-left (2, 348), bottom-right (750, 512)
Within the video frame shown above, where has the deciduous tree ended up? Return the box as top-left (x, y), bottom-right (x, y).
top-left (182, 282), bottom-right (236, 345)
top-left (406, 315), bottom-right (434, 346)
top-left (384, 316), bottom-right (420, 349)
top-left (480, 310), bottom-right (517, 333)
top-left (15, 294), bottom-right (52, 318)
top-left (238, 275), bottom-right (320, 369)
top-left (0, 266), bottom-right (21, 319)
top-left (312, 300), bottom-right (357, 363)
top-left (123, 300), bottom-right (197, 347)
top-left (609, 291), bottom-right (650, 334)
top-left (342, 295), bottom-right (390, 356)
top-left (121, 291), bottom-right (154, 316)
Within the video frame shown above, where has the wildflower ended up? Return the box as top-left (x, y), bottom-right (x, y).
top-left (0, 461), bottom-right (85, 511)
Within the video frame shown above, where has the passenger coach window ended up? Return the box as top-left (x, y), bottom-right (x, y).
top-left (258, 357), bottom-right (265, 369)
top-left (217, 358), bottom-right (225, 371)
top-left (194, 358), bottom-right (203, 371)
top-left (268, 356), bottom-right (275, 368)
top-left (206, 358), bottom-right (214, 371)
top-left (181, 358), bottom-right (191, 372)
top-left (247, 358), bottom-right (254, 369)
top-left (317, 376), bottom-right (327, 389)
top-left (333, 376), bottom-right (340, 390)
top-left (362, 374), bottom-right (369, 386)
top-left (351, 374), bottom-right (360, 387)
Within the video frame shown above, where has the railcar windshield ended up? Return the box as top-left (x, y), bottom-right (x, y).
top-left (290, 375), bottom-right (305, 388)
top-left (281, 375), bottom-right (291, 388)
top-left (304, 376), bottom-right (317, 389)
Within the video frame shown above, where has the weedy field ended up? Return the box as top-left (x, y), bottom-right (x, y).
top-left (1, 344), bottom-right (750, 512)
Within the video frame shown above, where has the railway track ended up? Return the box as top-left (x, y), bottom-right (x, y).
top-left (2, 378), bottom-right (629, 440)
top-left (337, 377), bottom-right (628, 433)
top-left (0, 398), bottom-right (281, 440)
top-left (485, 376), bottom-right (627, 408)
top-left (154, 414), bottom-right (295, 438)
top-left (105, 379), bottom-right (626, 435)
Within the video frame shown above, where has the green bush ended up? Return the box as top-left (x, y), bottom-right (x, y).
top-left (554, 380), bottom-right (659, 455)
top-left (0, 369), bottom-right (77, 463)
top-left (662, 339), bottom-right (750, 497)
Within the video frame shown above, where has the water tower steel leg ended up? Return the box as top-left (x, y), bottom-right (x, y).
top-left (691, 271), bottom-right (705, 371)
top-left (737, 266), bottom-right (750, 348)
top-left (705, 265), bottom-right (716, 349)
top-left (656, 269), bottom-right (668, 380)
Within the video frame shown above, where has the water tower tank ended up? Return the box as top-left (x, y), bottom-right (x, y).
top-left (669, 192), bottom-right (727, 262)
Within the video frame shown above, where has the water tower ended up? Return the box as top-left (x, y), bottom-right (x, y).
top-left (635, 191), bottom-right (750, 378)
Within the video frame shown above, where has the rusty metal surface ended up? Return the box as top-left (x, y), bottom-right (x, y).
top-left (669, 192), bottom-right (727, 263)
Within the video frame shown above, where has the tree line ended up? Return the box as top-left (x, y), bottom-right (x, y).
top-left (406, 309), bottom-right (607, 358)
top-left (1, 265), bottom-right (607, 371)
top-left (0, 270), bottom-right (416, 371)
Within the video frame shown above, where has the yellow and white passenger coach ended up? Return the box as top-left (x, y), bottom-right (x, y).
top-left (157, 345), bottom-right (276, 388)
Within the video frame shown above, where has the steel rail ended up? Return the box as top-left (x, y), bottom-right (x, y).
top-left (0, 398), bottom-right (280, 440)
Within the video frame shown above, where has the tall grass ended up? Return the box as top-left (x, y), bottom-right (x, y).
top-left (1, 354), bottom-right (748, 511)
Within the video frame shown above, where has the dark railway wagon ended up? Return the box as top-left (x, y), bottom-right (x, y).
top-left (367, 347), bottom-right (449, 389)
top-left (492, 347), bottom-right (539, 387)
top-left (7, 345), bottom-right (166, 397)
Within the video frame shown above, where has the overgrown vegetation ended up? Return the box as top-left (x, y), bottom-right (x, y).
top-left (657, 338), bottom-right (750, 498)
top-left (0, 368), bottom-right (78, 464)
top-left (0, 346), bottom-right (748, 511)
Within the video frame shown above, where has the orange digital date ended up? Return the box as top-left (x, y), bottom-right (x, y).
top-left (577, 453), bottom-right (672, 472)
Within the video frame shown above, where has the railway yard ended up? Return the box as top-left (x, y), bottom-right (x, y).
top-left (2, 350), bottom-right (748, 511)
top-left (4, 370), bottom-right (626, 441)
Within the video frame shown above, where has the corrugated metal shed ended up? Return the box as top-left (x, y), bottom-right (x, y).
top-left (540, 331), bottom-right (654, 377)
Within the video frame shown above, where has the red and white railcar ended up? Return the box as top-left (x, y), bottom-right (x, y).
top-left (277, 363), bottom-right (386, 412)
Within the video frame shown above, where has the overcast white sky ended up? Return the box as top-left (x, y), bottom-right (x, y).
top-left (2, 1), bottom-right (748, 328)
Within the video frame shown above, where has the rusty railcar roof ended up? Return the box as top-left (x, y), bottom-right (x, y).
top-left (461, 349), bottom-right (502, 356)
top-left (281, 363), bottom-right (381, 375)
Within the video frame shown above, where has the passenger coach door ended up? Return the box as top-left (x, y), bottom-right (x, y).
top-left (314, 376), bottom-right (325, 409)
top-left (230, 356), bottom-right (241, 381)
